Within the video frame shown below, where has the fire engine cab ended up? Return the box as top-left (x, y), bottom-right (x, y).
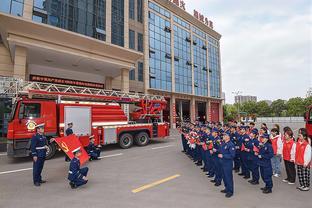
top-left (0, 77), bottom-right (169, 159)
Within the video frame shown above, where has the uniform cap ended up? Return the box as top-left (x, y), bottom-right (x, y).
top-left (251, 128), bottom-right (259, 135)
top-left (260, 133), bottom-right (270, 139)
top-left (72, 147), bottom-right (81, 154)
top-left (35, 123), bottom-right (45, 129)
top-left (240, 126), bottom-right (247, 130)
top-left (68, 122), bottom-right (73, 125)
top-left (212, 127), bottom-right (219, 133)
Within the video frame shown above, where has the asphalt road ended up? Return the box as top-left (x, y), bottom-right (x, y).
top-left (0, 129), bottom-right (311, 208)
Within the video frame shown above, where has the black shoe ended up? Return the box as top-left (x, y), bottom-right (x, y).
top-left (196, 163), bottom-right (202, 166)
top-left (214, 183), bottom-right (221, 187)
top-left (251, 181), bottom-right (259, 185)
top-left (34, 182), bottom-right (41, 187)
top-left (243, 176), bottom-right (250, 179)
top-left (263, 189), bottom-right (272, 194)
top-left (220, 189), bottom-right (227, 193)
top-left (181, 150), bottom-right (186, 153)
top-left (238, 173), bottom-right (244, 176)
top-left (40, 180), bottom-right (46, 184)
top-left (201, 167), bottom-right (205, 170)
top-left (234, 169), bottom-right (239, 173)
top-left (208, 175), bottom-right (214, 178)
top-left (225, 193), bottom-right (233, 198)
top-left (248, 179), bottom-right (254, 183)
top-left (210, 179), bottom-right (216, 183)
top-left (69, 182), bottom-right (77, 189)
top-left (260, 187), bottom-right (267, 191)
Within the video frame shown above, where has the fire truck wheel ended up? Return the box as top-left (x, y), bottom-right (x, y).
top-left (134, 132), bottom-right (150, 146)
top-left (119, 133), bottom-right (134, 149)
top-left (45, 142), bottom-right (57, 160)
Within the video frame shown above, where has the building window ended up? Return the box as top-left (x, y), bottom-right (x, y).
top-left (209, 40), bottom-right (221, 98)
top-left (174, 25), bottom-right (192, 94)
top-left (111, 0), bottom-right (124, 46)
top-left (129, 0), bottom-right (135, 20)
top-left (149, 12), bottom-right (172, 91)
top-left (129, 69), bottom-right (135, 80)
top-left (32, 0), bottom-right (106, 42)
top-left (138, 62), bottom-right (143, 82)
top-left (137, 0), bottom-right (143, 23)
top-left (0, 0), bottom-right (24, 16)
top-left (137, 33), bottom-right (143, 52)
top-left (129, 30), bottom-right (135, 49)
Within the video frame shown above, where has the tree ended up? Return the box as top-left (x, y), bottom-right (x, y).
top-left (256, 101), bottom-right (271, 117)
top-left (286, 97), bottom-right (305, 116)
top-left (270, 99), bottom-right (286, 116)
top-left (304, 96), bottom-right (312, 108)
top-left (240, 101), bottom-right (258, 116)
top-left (223, 104), bottom-right (238, 122)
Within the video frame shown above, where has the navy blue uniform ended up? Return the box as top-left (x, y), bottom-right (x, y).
top-left (257, 142), bottom-right (274, 190)
top-left (240, 134), bottom-right (250, 178)
top-left (220, 141), bottom-right (236, 194)
top-left (68, 157), bottom-right (89, 187)
top-left (30, 133), bottom-right (47, 184)
top-left (205, 134), bottom-right (215, 177)
top-left (245, 138), bottom-right (260, 183)
top-left (230, 132), bottom-right (240, 171)
top-left (65, 128), bottom-right (73, 136)
top-left (212, 136), bottom-right (223, 185)
top-left (87, 142), bottom-right (101, 160)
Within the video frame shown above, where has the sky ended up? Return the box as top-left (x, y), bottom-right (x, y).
top-left (185, 0), bottom-right (312, 104)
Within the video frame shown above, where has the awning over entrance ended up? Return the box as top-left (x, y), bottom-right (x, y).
top-left (0, 13), bottom-right (142, 79)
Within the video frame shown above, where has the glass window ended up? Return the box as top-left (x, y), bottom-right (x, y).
top-left (0, 0), bottom-right (24, 16)
top-left (19, 103), bottom-right (41, 119)
top-left (111, 0), bottom-right (124, 46)
top-left (129, 69), bottom-right (135, 80)
top-left (138, 62), bottom-right (143, 82)
top-left (137, 0), bottom-right (143, 23)
top-left (129, 29), bottom-right (135, 49)
top-left (0, 0), bottom-right (11, 13)
top-left (129, 0), bottom-right (135, 20)
top-left (137, 32), bottom-right (143, 52)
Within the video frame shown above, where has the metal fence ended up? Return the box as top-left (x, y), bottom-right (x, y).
top-left (256, 117), bottom-right (304, 123)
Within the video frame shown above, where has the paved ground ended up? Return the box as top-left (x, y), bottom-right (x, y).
top-left (0, 129), bottom-right (311, 208)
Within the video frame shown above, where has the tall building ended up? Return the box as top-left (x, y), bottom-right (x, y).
top-left (0, 0), bottom-right (223, 128)
top-left (235, 95), bottom-right (257, 104)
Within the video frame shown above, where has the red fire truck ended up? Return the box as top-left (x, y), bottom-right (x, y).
top-left (0, 77), bottom-right (169, 159)
top-left (306, 105), bottom-right (312, 138)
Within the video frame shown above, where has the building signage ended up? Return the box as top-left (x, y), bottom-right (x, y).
top-left (30, 75), bottom-right (104, 89)
top-left (193, 10), bottom-right (214, 29)
top-left (168, 0), bottom-right (186, 10)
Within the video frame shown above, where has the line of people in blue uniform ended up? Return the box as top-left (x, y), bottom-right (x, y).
top-left (30, 122), bottom-right (102, 188)
top-left (180, 121), bottom-right (274, 197)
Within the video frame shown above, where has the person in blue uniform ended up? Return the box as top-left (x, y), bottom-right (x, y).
top-left (87, 135), bottom-right (101, 161)
top-left (245, 128), bottom-right (260, 185)
top-left (256, 133), bottom-right (274, 194)
top-left (31, 123), bottom-right (48, 187)
top-left (239, 126), bottom-right (251, 179)
top-left (68, 147), bottom-right (89, 189)
top-left (230, 126), bottom-right (240, 173)
top-left (211, 128), bottom-right (223, 186)
top-left (203, 127), bottom-right (214, 177)
top-left (64, 122), bottom-right (74, 162)
top-left (218, 133), bottom-right (236, 198)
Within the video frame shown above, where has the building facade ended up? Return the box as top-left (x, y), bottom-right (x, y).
top-left (235, 95), bottom-right (257, 104)
top-left (0, 0), bottom-right (222, 128)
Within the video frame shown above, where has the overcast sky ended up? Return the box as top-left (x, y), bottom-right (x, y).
top-left (185, 0), bottom-right (312, 104)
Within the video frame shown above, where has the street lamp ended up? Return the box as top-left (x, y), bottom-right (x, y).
top-left (232, 91), bottom-right (242, 121)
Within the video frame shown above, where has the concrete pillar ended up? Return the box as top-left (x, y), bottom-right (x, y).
top-left (23, 0), bottom-right (33, 19)
top-left (124, 0), bottom-right (129, 48)
top-left (219, 102), bottom-right (223, 122)
top-left (106, 0), bottom-right (112, 43)
top-left (170, 95), bottom-right (176, 129)
top-left (206, 100), bottom-right (210, 122)
top-left (143, 0), bottom-right (149, 94)
top-left (190, 97), bottom-right (196, 122)
top-left (105, 76), bottom-right (113, 90)
top-left (179, 100), bottom-right (183, 122)
top-left (13, 46), bottom-right (27, 80)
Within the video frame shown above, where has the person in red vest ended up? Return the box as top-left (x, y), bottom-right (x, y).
top-left (295, 128), bottom-right (311, 191)
top-left (270, 128), bottom-right (283, 177)
top-left (282, 128), bottom-right (296, 185)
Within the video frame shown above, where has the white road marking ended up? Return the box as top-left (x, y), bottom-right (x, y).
top-left (0, 153), bottom-right (7, 156)
top-left (0, 168), bottom-right (33, 175)
top-left (98, 153), bottom-right (123, 159)
top-left (151, 145), bottom-right (173, 150)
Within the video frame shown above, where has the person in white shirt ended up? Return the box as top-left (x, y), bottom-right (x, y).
top-left (270, 128), bottom-right (283, 177)
top-left (295, 128), bottom-right (312, 191)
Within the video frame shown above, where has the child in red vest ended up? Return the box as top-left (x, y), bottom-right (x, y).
top-left (295, 128), bottom-right (311, 191)
top-left (270, 128), bottom-right (283, 177)
top-left (282, 128), bottom-right (296, 185)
